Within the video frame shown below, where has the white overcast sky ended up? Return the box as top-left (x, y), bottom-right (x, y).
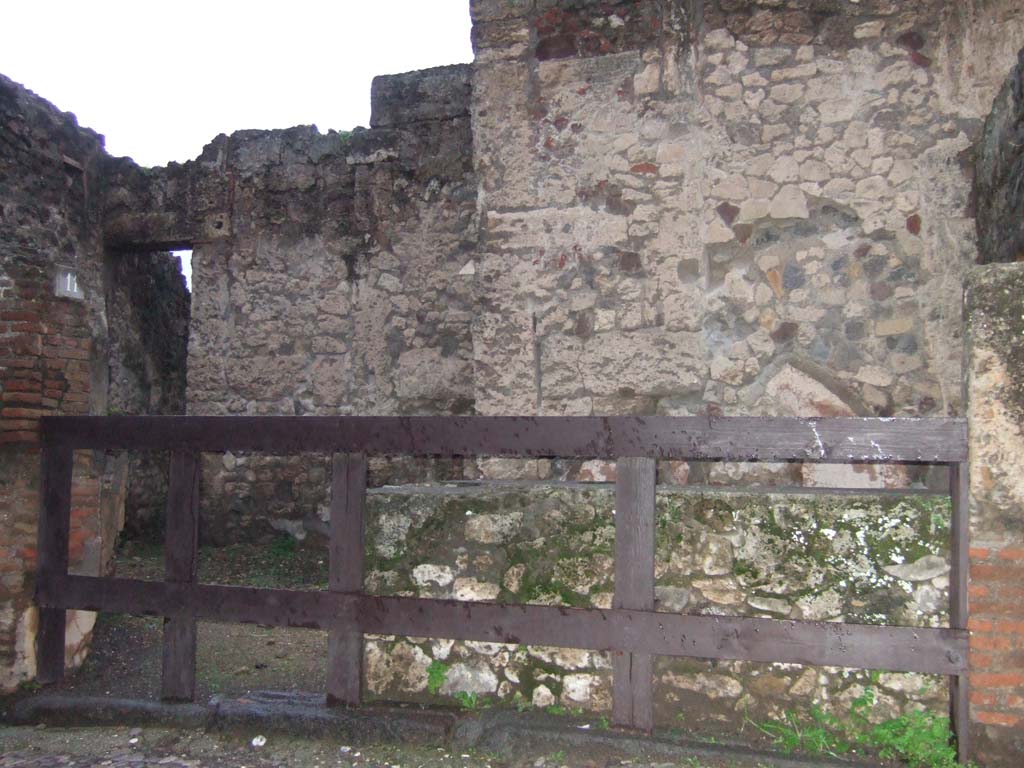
top-left (1, 1), bottom-right (474, 168)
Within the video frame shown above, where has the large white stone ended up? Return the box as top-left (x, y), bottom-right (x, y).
top-left (884, 555), bottom-right (949, 582)
top-left (453, 578), bottom-right (501, 601)
top-left (441, 662), bottom-right (499, 695)
top-left (412, 564), bottom-right (455, 588)
top-left (769, 186), bottom-right (809, 219)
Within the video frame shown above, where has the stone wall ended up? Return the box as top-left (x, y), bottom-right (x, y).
top-left (101, 64), bottom-right (477, 542)
top-left (96, 0), bottom-right (1024, 539)
top-left (357, 485), bottom-right (950, 728)
top-left (0, 74), bottom-right (110, 691)
top-left (963, 45), bottom-right (1024, 767)
top-left (105, 250), bottom-right (190, 537)
top-left (469, 0), bottom-right (1022, 435)
top-left (3, 1), bottom-right (1024, 762)
top-left (975, 47), bottom-right (1024, 264)
top-left (965, 262), bottom-right (1024, 766)
top-left (0, 75), bottom-right (190, 691)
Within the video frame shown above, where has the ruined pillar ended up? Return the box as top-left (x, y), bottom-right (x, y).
top-left (965, 263), bottom-right (1024, 766)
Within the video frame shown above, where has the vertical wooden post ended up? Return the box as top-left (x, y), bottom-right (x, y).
top-left (949, 462), bottom-right (970, 764)
top-left (612, 456), bottom-right (656, 731)
top-left (327, 452), bottom-right (367, 707)
top-left (35, 441), bottom-right (73, 684)
top-left (161, 451), bottom-right (201, 701)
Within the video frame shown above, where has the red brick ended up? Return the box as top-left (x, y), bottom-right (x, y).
top-left (0, 431), bottom-right (39, 444)
top-left (969, 583), bottom-right (990, 598)
top-left (973, 672), bottom-right (1024, 687)
top-left (970, 617), bottom-right (995, 632)
top-left (975, 711), bottom-right (1021, 727)
top-left (51, 346), bottom-right (91, 361)
top-left (972, 563), bottom-right (1024, 581)
top-left (971, 690), bottom-right (997, 707)
top-left (1, 392), bottom-right (42, 405)
top-left (971, 653), bottom-right (994, 668)
top-left (630, 162), bottom-right (658, 175)
top-left (1, 407), bottom-right (45, 419)
top-left (970, 547), bottom-right (992, 560)
top-left (972, 634), bottom-right (1013, 651)
top-left (997, 547), bottom-right (1024, 561)
top-left (11, 321), bottom-right (47, 334)
top-left (1, 420), bottom-right (38, 431)
top-left (996, 619), bottom-right (1024, 634)
top-left (0, 356), bottom-right (40, 369)
top-left (0, 310), bottom-right (41, 322)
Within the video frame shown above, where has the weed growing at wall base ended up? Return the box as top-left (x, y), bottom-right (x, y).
top-left (751, 682), bottom-right (974, 768)
top-left (426, 660), bottom-right (448, 695)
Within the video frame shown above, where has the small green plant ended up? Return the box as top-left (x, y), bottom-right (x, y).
top-left (269, 535), bottom-right (297, 559)
top-left (545, 704), bottom-right (568, 716)
top-left (549, 750), bottom-right (567, 764)
top-left (752, 679), bottom-right (975, 768)
top-left (426, 660), bottom-right (448, 695)
top-left (752, 706), bottom-right (852, 758)
top-left (596, 714), bottom-right (610, 730)
top-left (513, 691), bottom-right (530, 712)
top-left (868, 710), bottom-right (967, 768)
top-left (454, 691), bottom-right (480, 710)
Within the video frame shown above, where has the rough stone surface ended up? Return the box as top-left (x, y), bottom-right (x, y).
top-left (0, 74), bottom-right (176, 692)
top-left (105, 251), bottom-right (190, 537)
top-left (358, 485), bottom-right (950, 727)
top-left (965, 263), bottom-right (1024, 766)
top-left (5, 3), bottom-right (1024, 762)
top-left (976, 47), bottom-right (1024, 264)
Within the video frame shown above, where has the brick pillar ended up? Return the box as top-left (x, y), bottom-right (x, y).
top-left (0, 271), bottom-right (106, 692)
top-left (965, 263), bottom-right (1024, 765)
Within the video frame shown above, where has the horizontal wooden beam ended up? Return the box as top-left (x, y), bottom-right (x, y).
top-left (50, 576), bottom-right (968, 676)
top-left (40, 416), bottom-right (967, 463)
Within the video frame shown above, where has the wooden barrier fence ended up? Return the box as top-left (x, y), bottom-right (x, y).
top-left (35, 416), bottom-right (970, 761)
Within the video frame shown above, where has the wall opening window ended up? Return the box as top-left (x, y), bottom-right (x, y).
top-left (172, 249), bottom-right (193, 292)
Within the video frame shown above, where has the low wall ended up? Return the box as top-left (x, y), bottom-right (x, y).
top-left (348, 485), bottom-right (951, 729)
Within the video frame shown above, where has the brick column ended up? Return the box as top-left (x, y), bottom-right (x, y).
top-left (965, 263), bottom-right (1024, 766)
top-left (0, 268), bottom-right (105, 692)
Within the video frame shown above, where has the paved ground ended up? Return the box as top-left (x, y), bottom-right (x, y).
top-left (0, 723), bottom-right (789, 768)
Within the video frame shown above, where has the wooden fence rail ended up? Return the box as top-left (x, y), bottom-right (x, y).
top-left (35, 416), bottom-right (970, 762)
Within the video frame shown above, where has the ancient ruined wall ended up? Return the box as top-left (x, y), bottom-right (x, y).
top-left (468, 0), bottom-right (1023, 451)
top-left (359, 485), bottom-right (951, 729)
top-left (94, 2), bottom-right (1024, 535)
top-left (105, 251), bottom-right (190, 536)
top-left (965, 262), bottom-right (1024, 767)
top-left (102, 65), bottom-right (477, 541)
top-left (975, 48), bottom-right (1024, 264)
top-left (4, 1), bottom-right (1023, 761)
top-left (0, 74), bottom-right (192, 692)
top-left (963, 50), bottom-right (1024, 763)
top-left (0, 75), bottom-right (111, 691)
